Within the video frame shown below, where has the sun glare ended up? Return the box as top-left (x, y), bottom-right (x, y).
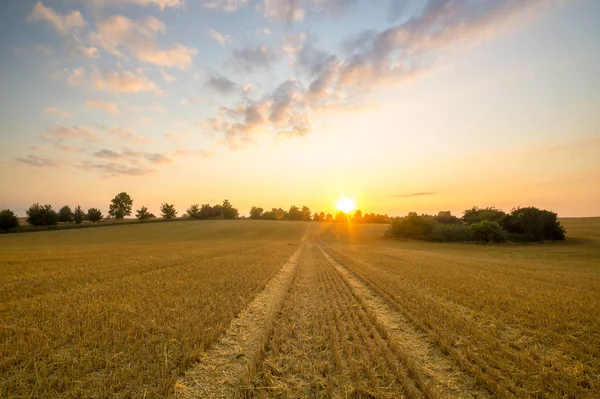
top-left (335, 196), bottom-right (356, 214)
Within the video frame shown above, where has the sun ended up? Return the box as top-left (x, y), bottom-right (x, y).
top-left (335, 196), bottom-right (356, 214)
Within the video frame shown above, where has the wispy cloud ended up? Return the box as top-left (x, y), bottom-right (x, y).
top-left (81, 0), bottom-right (183, 10)
top-left (231, 45), bottom-right (279, 72)
top-left (205, 71), bottom-right (238, 94)
top-left (208, 28), bottom-right (230, 46)
top-left (81, 160), bottom-right (157, 176)
top-left (90, 14), bottom-right (197, 70)
top-left (16, 155), bottom-right (64, 168)
top-left (28, 2), bottom-right (85, 35)
top-left (203, 0), bottom-right (248, 12)
top-left (93, 70), bottom-right (161, 94)
top-left (43, 107), bottom-right (74, 118)
top-left (86, 99), bottom-right (119, 114)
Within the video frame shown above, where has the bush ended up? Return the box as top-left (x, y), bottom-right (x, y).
top-left (462, 206), bottom-right (506, 224)
top-left (428, 222), bottom-right (472, 242)
top-left (387, 214), bottom-right (433, 240)
top-left (0, 209), bottom-right (19, 231)
top-left (136, 206), bottom-right (154, 220)
top-left (87, 208), bottom-right (103, 223)
top-left (73, 205), bottom-right (85, 224)
top-left (469, 220), bottom-right (506, 243)
top-left (502, 207), bottom-right (565, 242)
top-left (26, 203), bottom-right (59, 226)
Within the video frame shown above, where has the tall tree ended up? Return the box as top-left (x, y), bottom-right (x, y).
top-left (26, 204), bottom-right (58, 226)
top-left (187, 204), bottom-right (201, 219)
top-left (352, 209), bottom-right (363, 223)
top-left (87, 208), bottom-right (103, 223)
top-left (73, 205), bottom-right (85, 224)
top-left (58, 205), bottom-right (73, 224)
top-left (250, 206), bottom-right (264, 220)
top-left (0, 209), bottom-right (19, 231)
top-left (109, 192), bottom-right (133, 220)
top-left (288, 205), bottom-right (302, 221)
top-left (222, 199), bottom-right (239, 219)
top-left (301, 206), bottom-right (311, 221)
top-left (160, 203), bottom-right (177, 219)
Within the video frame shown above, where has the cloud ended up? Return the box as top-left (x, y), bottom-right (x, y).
top-left (50, 67), bottom-right (87, 86)
top-left (91, 15), bottom-right (197, 69)
top-left (94, 149), bottom-right (122, 159)
top-left (29, 2), bottom-right (86, 35)
top-left (393, 192), bottom-right (436, 198)
top-left (43, 107), bottom-right (74, 118)
top-left (231, 45), bottom-right (279, 72)
top-left (203, 0), bottom-right (248, 12)
top-left (81, 160), bottom-right (156, 176)
top-left (81, 0), bottom-right (183, 10)
top-left (16, 155), bottom-right (64, 168)
top-left (208, 28), bottom-right (230, 46)
top-left (211, 100), bottom-right (271, 150)
top-left (86, 99), bottom-right (119, 114)
top-left (43, 126), bottom-right (97, 142)
top-left (205, 71), bottom-right (238, 94)
top-left (160, 68), bottom-right (176, 83)
top-left (261, 0), bottom-right (305, 22)
top-left (94, 70), bottom-right (160, 94)
top-left (97, 124), bottom-right (154, 145)
top-left (145, 153), bottom-right (172, 164)
top-left (173, 149), bottom-right (216, 159)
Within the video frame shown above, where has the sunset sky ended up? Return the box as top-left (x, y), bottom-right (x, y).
top-left (0, 0), bottom-right (599, 217)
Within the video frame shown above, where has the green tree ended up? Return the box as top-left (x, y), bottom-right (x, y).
top-left (325, 213), bottom-right (333, 222)
top-left (26, 203), bottom-right (58, 226)
top-left (250, 206), bottom-right (264, 220)
top-left (199, 204), bottom-right (213, 219)
top-left (0, 209), bottom-right (19, 231)
top-left (58, 205), bottom-right (74, 224)
top-left (136, 206), bottom-right (153, 220)
top-left (501, 207), bottom-right (565, 241)
top-left (387, 213), bottom-right (433, 240)
top-left (312, 212), bottom-right (320, 222)
top-left (352, 210), bottom-right (363, 223)
top-left (187, 204), bottom-right (201, 219)
top-left (469, 220), bottom-right (506, 243)
top-left (108, 192), bottom-right (133, 220)
top-left (73, 205), bottom-right (85, 224)
top-left (222, 199), bottom-right (239, 219)
top-left (435, 210), bottom-right (461, 225)
top-left (160, 203), bottom-right (177, 219)
top-left (301, 206), bottom-right (311, 221)
top-left (288, 205), bottom-right (302, 221)
top-left (462, 206), bottom-right (506, 224)
top-left (87, 208), bottom-right (103, 223)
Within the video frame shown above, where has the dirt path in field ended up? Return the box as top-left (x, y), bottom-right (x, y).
top-left (318, 244), bottom-right (490, 399)
top-left (174, 239), bottom-right (306, 399)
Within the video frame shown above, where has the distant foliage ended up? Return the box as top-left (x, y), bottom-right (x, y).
top-left (222, 199), bottom-right (239, 219)
top-left (136, 206), bottom-right (154, 220)
top-left (160, 203), bottom-right (177, 219)
top-left (387, 213), bottom-right (434, 240)
top-left (250, 206), bottom-right (264, 220)
top-left (26, 203), bottom-right (58, 226)
top-left (58, 205), bottom-right (74, 224)
top-left (462, 207), bottom-right (506, 224)
top-left (186, 204), bottom-right (201, 219)
top-left (387, 206), bottom-right (565, 243)
top-left (0, 209), bottom-right (19, 231)
top-left (73, 205), bottom-right (85, 224)
top-left (502, 207), bottom-right (566, 242)
top-left (87, 208), bottom-right (103, 223)
top-left (109, 192), bottom-right (133, 220)
top-left (469, 220), bottom-right (506, 243)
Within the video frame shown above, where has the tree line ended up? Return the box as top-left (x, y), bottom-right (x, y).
top-left (248, 206), bottom-right (389, 223)
top-left (387, 206), bottom-right (566, 243)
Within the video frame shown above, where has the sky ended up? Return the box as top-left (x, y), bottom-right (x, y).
top-left (0, 0), bottom-right (599, 217)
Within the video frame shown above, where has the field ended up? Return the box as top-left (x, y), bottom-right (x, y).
top-left (1, 218), bottom-right (599, 398)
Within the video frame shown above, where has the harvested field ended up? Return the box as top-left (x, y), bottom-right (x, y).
top-left (1, 218), bottom-right (599, 398)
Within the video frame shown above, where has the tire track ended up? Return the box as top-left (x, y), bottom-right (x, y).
top-left (318, 244), bottom-right (490, 399)
top-left (173, 239), bottom-right (306, 399)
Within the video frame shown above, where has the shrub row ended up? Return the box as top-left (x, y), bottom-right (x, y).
top-left (386, 207), bottom-right (566, 243)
